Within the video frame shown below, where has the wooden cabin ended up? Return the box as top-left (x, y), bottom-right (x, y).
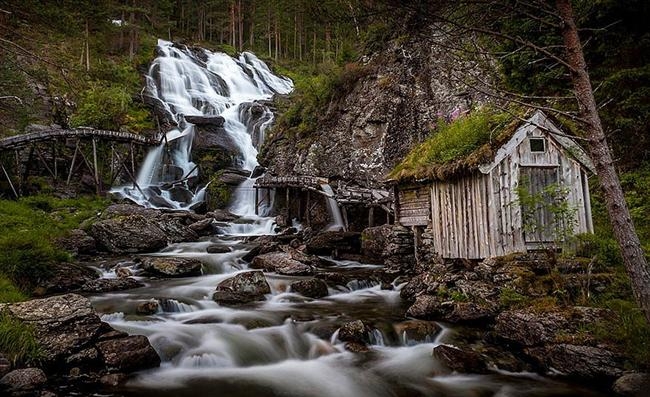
top-left (393, 110), bottom-right (595, 259)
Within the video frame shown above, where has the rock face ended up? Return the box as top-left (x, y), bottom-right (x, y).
top-left (1, 294), bottom-right (160, 376)
top-left (80, 277), bottom-right (144, 293)
top-left (141, 257), bottom-right (203, 278)
top-left (262, 24), bottom-right (486, 187)
top-left (213, 271), bottom-right (271, 305)
top-left (613, 373), bottom-right (650, 397)
top-left (34, 262), bottom-right (99, 296)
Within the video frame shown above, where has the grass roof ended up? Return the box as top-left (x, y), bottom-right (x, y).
top-left (388, 107), bottom-right (519, 183)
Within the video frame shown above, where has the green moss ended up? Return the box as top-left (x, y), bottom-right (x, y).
top-left (499, 288), bottom-right (528, 308)
top-left (0, 311), bottom-right (42, 365)
top-left (206, 177), bottom-right (232, 210)
top-left (389, 107), bottom-right (512, 181)
top-left (0, 276), bottom-right (27, 303)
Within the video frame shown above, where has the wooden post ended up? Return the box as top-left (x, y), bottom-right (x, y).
top-left (130, 143), bottom-right (136, 183)
top-left (286, 187), bottom-right (291, 220)
top-left (306, 190), bottom-right (311, 226)
top-left (52, 143), bottom-right (57, 180)
top-left (1, 163), bottom-right (18, 198)
top-left (368, 206), bottom-right (375, 228)
top-left (342, 205), bottom-right (349, 231)
top-left (67, 140), bottom-right (79, 186)
top-left (255, 186), bottom-right (259, 215)
top-left (92, 138), bottom-right (99, 194)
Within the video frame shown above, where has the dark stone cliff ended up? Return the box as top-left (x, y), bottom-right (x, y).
top-left (261, 26), bottom-right (488, 187)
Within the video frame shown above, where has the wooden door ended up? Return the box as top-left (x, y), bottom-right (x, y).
top-left (520, 166), bottom-right (559, 244)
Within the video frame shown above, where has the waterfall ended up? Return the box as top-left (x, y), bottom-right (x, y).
top-left (112, 40), bottom-right (293, 212)
top-left (320, 183), bottom-right (346, 231)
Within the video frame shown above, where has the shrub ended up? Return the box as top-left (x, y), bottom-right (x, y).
top-left (70, 84), bottom-right (132, 130)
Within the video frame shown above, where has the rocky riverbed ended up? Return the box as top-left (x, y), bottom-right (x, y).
top-left (1, 204), bottom-right (648, 396)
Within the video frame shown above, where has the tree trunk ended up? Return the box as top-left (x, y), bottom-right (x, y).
top-left (556, 0), bottom-right (650, 325)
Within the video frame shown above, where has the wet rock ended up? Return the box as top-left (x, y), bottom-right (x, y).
top-left (400, 272), bottom-right (440, 301)
top-left (613, 373), bottom-right (650, 397)
top-left (189, 218), bottom-right (214, 234)
top-left (305, 231), bottom-right (362, 256)
top-left (56, 228), bottom-right (97, 255)
top-left (251, 252), bottom-right (313, 276)
top-left (2, 294), bottom-right (103, 364)
top-left (250, 165), bottom-right (266, 178)
top-left (433, 345), bottom-right (488, 374)
top-left (167, 185), bottom-right (193, 203)
top-left (136, 300), bottom-right (160, 315)
top-left (0, 368), bottom-right (47, 391)
top-left (206, 209), bottom-right (238, 222)
top-left (338, 320), bottom-right (372, 344)
top-left (184, 115), bottom-right (225, 128)
top-left (115, 267), bottom-right (133, 278)
top-left (0, 355), bottom-right (11, 378)
top-left (101, 204), bottom-right (161, 219)
top-left (141, 257), bottom-right (203, 278)
top-left (34, 262), bottom-right (99, 296)
top-left (100, 372), bottom-right (128, 387)
top-left (155, 215), bottom-right (199, 243)
top-left (525, 344), bottom-right (624, 379)
top-left (219, 169), bottom-right (250, 185)
top-left (344, 342), bottom-right (370, 353)
top-left (393, 320), bottom-right (442, 344)
top-left (446, 302), bottom-right (498, 324)
top-left (90, 215), bottom-right (167, 253)
top-left (213, 270), bottom-right (271, 305)
top-left (96, 335), bottom-right (161, 372)
top-left (405, 295), bottom-right (445, 320)
top-left (290, 279), bottom-right (329, 298)
top-left (80, 277), bottom-right (144, 293)
top-left (494, 309), bottom-right (569, 347)
top-left (361, 225), bottom-right (393, 263)
top-left (206, 245), bottom-right (231, 254)
top-left (65, 347), bottom-right (99, 367)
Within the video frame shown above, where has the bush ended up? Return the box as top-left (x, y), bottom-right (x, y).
top-left (0, 311), bottom-right (42, 365)
top-left (70, 84), bottom-right (132, 130)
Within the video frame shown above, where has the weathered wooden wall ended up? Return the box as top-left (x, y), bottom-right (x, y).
top-left (425, 125), bottom-right (593, 259)
top-left (397, 186), bottom-right (430, 227)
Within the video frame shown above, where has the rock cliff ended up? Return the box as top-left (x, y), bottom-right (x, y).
top-left (262, 25), bottom-right (487, 187)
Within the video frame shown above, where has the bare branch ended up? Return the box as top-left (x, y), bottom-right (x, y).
top-left (0, 96), bottom-right (23, 104)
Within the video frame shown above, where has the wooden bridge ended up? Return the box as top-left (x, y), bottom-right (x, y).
top-left (0, 127), bottom-right (159, 197)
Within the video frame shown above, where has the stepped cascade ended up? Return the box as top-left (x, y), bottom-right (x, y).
top-left (112, 40), bottom-right (293, 213)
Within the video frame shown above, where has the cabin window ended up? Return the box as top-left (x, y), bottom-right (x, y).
top-left (530, 138), bottom-right (546, 153)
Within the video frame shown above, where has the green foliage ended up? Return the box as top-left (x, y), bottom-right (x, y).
top-left (517, 182), bottom-right (578, 249)
top-left (275, 61), bottom-right (373, 138)
top-left (0, 311), bottom-right (42, 366)
top-left (206, 177), bottom-right (232, 210)
top-left (70, 84), bottom-right (132, 130)
top-left (0, 195), bottom-right (108, 293)
top-left (389, 108), bottom-right (511, 180)
top-left (499, 288), bottom-right (528, 308)
top-left (590, 299), bottom-right (650, 368)
top-left (0, 276), bottom-right (28, 303)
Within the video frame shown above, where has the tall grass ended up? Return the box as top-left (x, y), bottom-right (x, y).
top-left (0, 311), bottom-right (42, 365)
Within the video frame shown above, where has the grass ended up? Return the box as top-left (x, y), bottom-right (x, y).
top-left (388, 107), bottom-right (513, 181)
top-left (0, 195), bottom-right (108, 296)
top-left (0, 311), bottom-right (42, 365)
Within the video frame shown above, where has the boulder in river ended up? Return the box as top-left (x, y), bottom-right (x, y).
top-left (90, 215), bottom-right (168, 253)
top-left (525, 344), bottom-right (624, 380)
top-left (290, 279), bottom-right (329, 298)
top-left (0, 368), bottom-right (47, 392)
top-left (432, 345), bottom-right (488, 374)
top-left (612, 373), bottom-right (650, 397)
top-left (250, 252), bottom-right (313, 276)
top-left (80, 277), bottom-right (144, 293)
top-left (393, 320), bottom-right (442, 344)
top-left (1, 294), bottom-right (160, 375)
top-left (213, 270), bottom-right (271, 305)
top-left (141, 257), bottom-right (203, 278)
top-left (338, 320), bottom-right (372, 344)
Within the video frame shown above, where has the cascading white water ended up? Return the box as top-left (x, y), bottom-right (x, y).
top-left (112, 39), bottom-right (293, 213)
top-left (320, 184), bottom-right (346, 231)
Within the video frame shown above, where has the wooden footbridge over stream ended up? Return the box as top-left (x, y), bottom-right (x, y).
top-left (0, 128), bottom-right (159, 197)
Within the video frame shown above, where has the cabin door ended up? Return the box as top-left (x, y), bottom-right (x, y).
top-left (520, 166), bottom-right (559, 245)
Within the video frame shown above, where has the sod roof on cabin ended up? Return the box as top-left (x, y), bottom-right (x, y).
top-left (388, 107), bottom-right (521, 183)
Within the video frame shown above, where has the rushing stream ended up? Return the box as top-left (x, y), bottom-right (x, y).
top-left (90, 41), bottom-right (604, 397)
